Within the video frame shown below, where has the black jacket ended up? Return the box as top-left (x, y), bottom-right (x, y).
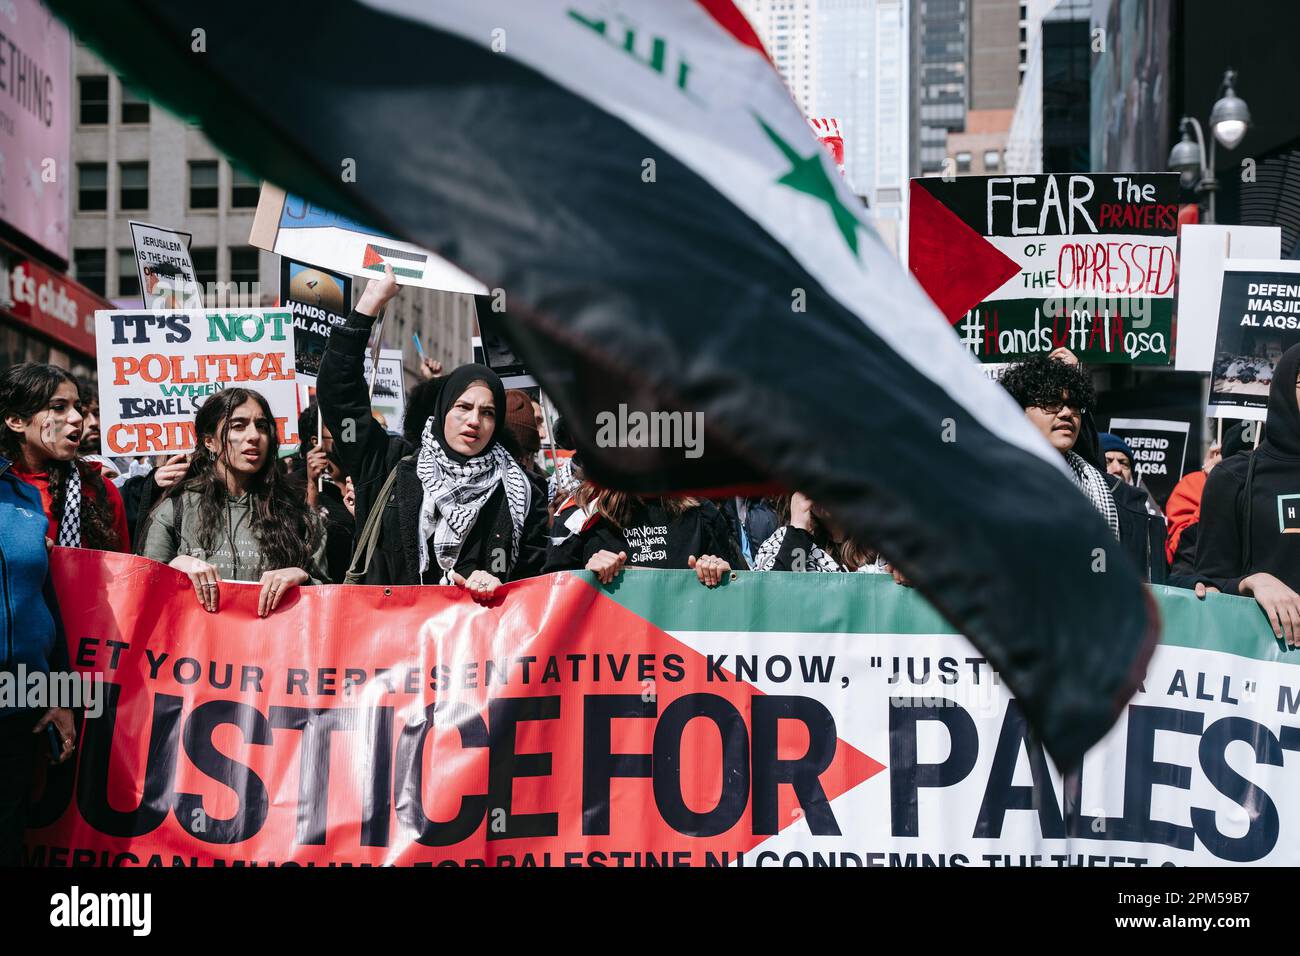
top-left (1104, 472), bottom-right (1167, 584)
top-left (317, 310), bottom-right (548, 585)
top-left (718, 496), bottom-right (777, 567)
top-left (1196, 344), bottom-right (1300, 596)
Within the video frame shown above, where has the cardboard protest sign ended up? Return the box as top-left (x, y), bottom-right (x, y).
top-left (1174, 225), bottom-right (1281, 372)
top-left (1208, 259), bottom-right (1300, 421)
top-left (909, 174), bottom-right (1179, 364)
top-left (249, 184), bottom-right (487, 294)
top-left (472, 294), bottom-right (536, 388)
top-left (128, 221), bottom-right (201, 308)
top-left (363, 348), bottom-right (406, 434)
top-left (279, 258), bottom-right (352, 381)
top-left (95, 309), bottom-right (300, 456)
top-left (1106, 418), bottom-right (1189, 507)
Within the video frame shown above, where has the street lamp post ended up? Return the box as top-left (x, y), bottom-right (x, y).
top-left (1167, 69), bottom-right (1252, 225)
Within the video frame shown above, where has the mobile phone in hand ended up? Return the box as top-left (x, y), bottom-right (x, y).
top-left (44, 722), bottom-right (63, 761)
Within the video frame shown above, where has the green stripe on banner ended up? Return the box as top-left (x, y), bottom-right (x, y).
top-left (585, 570), bottom-right (1295, 663)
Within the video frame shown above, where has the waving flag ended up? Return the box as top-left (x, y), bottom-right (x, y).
top-left (50, 0), bottom-right (1157, 767)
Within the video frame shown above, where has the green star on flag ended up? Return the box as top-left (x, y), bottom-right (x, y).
top-left (756, 114), bottom-right (866, 258)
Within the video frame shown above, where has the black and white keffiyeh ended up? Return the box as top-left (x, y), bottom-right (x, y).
top-left (415, 418), bottom-right (532, 583)
top-left (57, 461), bottom-right (82, 548)
top-left (1065, 450), bottom-right (1120, 539)
top-left (547, 455), bottom-right (581, 504)
top-left (752, 526), bottom-right (889, 574)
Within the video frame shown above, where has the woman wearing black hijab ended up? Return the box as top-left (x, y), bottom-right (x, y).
top-left (316, 266), bottom-right (547, 596)
top-left (1196, 342), bottom-right (1300, 646)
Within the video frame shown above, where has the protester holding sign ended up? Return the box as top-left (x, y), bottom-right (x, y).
top-left (291, 401), bottom-right (356, 585)
top-left (140, 388), bottom-right (327, 615)
top-left (753, 492), bottom-right (886, 573)
top-left (1196, 344), bottom-right (1300, 646)
top-left (317, 265), bottom-right (547, 598)
top-left (0, 364), bottom-right (129, 553)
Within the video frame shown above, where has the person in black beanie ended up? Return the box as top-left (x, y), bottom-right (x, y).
top-left (1196, 342), bottom-right (1300, 645)
top-left (316, 265), bottom-right (547, 597)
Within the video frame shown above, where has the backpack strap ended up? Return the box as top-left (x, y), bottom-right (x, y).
top-left (344, 459), bottom-right (407, 585)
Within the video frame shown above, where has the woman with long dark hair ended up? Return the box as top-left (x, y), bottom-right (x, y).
top-left (316, 266), bottom-right (547, 598)
top-left (545, 484), bottom-right (742, 587)
top-left (752, 493), bottom-right (887, 573)
top-left (140, 387), bottom-right (326, 616)
top-left (0, 363), bottom-right (129, 553)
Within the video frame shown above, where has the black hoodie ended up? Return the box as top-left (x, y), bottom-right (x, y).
top-left (1195, 343), bottom-right (1300, 594)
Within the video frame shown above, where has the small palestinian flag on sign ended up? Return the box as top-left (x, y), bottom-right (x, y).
top-left (361, 242), bottom-right (427, 280)
top-left (52, 0), bottom-right (1158, 769)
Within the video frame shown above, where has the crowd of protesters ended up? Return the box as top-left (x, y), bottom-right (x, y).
top-left (4, 262), bottom-right (1300, 860)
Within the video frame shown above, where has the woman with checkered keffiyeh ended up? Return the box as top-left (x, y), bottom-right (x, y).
top-left (316, 265), bottom-right (549, 598)
top-left (0, 363), bottom-right (130, 555)
top-left (753, 493), bottom-right (889, 574)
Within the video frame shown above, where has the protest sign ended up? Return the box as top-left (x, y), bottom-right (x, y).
top-left (363, 348), bottom-right (406, 433)
top-left (280, 258), bottom-right (352, 382)
top-left (1173, 225), bottom-right (1281, 372)
top-left (1106, 417), bottom-right (1189, 507)
top-left (472, 294), bottom-right (536, 388)
top-left (128, 221), bottom-right (201, 308)
top-left (909, 173), bottom-right (1179, 364)
top-left (249, 184), bottom-right (487, 294)
top-left (94, 309), bottom-right (300, 456)
top-left (1207, 259), bottom-right (1300, 421)
top-left (25, 550), bottom-right (1300, 867)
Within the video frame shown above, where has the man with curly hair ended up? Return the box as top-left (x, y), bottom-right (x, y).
top-left (999, 354), bottom-right (1168, 583)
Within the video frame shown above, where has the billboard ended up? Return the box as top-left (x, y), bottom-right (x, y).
top-left (0, 0), bottom-right (71, 260)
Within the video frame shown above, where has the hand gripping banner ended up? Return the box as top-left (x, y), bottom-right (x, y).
top-left (22, 550), bottom-right (1300, 867)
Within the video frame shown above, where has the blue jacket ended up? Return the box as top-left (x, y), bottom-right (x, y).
top-left (0, 455), bottom-right (67, 715)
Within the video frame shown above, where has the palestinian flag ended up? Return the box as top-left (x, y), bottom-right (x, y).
top-left (51, 0), bottom-right (1157, 767)
top-left (361, 242), bottom-right (428, 280)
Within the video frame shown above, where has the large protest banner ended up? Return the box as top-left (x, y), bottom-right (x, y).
top-left (280, 258), bottom-right (353, 383)
top-left (1208, 259), bottom-right (1300, 421)
top-left (24, 550), bottom-right (1299, 867)
top-left (909, 174), bottom-right (1179, 364)
top-left (250, 185), bottom-right (487, 294)
top-left (95, 309), bottom-right (300, 456)
top-left (1106, 418), bottom-right (1189, 508)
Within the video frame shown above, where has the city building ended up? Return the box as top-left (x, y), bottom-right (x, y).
top-left (911, 0), bottom-right (968, 175)
top-left (68, 44), bottom-right (472, 388)
top-left (0, 1), bottom-right (110, 385)
top-left (737, 0), bottom-right (911, 251)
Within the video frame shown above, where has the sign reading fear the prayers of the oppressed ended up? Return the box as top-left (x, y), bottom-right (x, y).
top-left (94, 309), bottom-right (300, 456)
top-left (909, 173), bottom-right (1179, 364)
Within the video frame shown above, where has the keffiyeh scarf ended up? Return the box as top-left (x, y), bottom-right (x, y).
top-left (57, 461), bottom-right (82, 548)
top-left (415, 420), bottom-right (532, 583)
top-left (1065, 450), bottom-right (1120, 539)
top-left (752, 526), bottom-right (889, 573)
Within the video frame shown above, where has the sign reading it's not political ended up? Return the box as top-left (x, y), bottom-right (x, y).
top-left (1208, 259), bottom-right (1300, 421)
top-left (279, 257), bottom-right (353, 383)
top-left (909, 174), bottom-right (1179, 364)
top-left (250, 184), bottom-right (487, 294)
top-left (95, 309), bottom-right (299, 456)
top-left (1106, 418), bottom-right (1189, 508)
